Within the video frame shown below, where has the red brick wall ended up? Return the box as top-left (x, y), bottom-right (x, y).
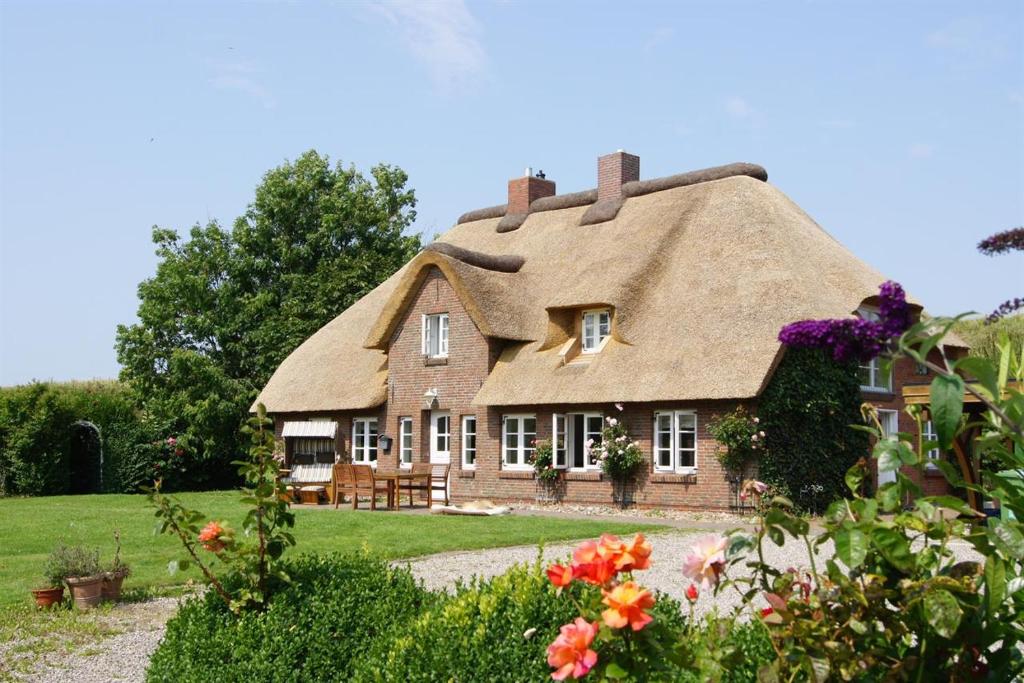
top-left (597, 151), bottom-right (640, 201)
top-left (507, 175), bottom-right (556, 214)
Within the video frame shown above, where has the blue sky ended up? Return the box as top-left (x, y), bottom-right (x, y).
top-left (1, 1), bottom-right (1022, 385)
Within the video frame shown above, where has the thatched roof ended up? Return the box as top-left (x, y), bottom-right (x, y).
top-left (256, 164), bottom-right (932, 413)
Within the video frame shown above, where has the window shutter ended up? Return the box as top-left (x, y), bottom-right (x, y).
top-left (421, 314), bottom-right (429, 355)
top-left (440, 314), bottom-right (449, 355)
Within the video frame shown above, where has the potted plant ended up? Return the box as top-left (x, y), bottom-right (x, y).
top-left (31, 547), bottom-right (69, 608)
top-left (58, 544), bottom-right (104, 609)
top-left (102, 530), bottom-right (130, 602)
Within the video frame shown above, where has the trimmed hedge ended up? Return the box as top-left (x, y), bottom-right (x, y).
top-left (758, 348), bottom-right (869, 513)
top-left (146, 554), bottom-right (432, 682)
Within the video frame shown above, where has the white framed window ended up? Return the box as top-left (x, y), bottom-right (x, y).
top-left (857, 307), bottom-right (892, 392)
top-left (502, 414), bottom-right (537, 470)
top-left (422, 313), bottom-right (449, 358)
top-left (923, 419), bottom-right (939, 464)
top-left (435, 414), bottom-right (450, 453)
top-left (461, 415), bottom-right (477, 468)
top-left (653, 411), bottom-right (697, 473)
top-left (581, 309), bottom-right (611, 353)
top-left (552, 414), bottom-right (567, 468)
top-left (399, 417), bottom-right (413, 468)
top-left (352, 418), bottom-right (378, 465)
top-left (553, 413), bottom-right (603, 470)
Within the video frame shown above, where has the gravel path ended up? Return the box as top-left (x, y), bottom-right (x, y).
top-left (7, 597), bottom-right (180, 683)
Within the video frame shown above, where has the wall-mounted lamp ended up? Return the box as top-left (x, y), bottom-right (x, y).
top-left (423, 388), bottom-right (439, 409)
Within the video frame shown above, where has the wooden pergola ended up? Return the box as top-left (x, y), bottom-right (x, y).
top-left (902, 380), bottom-right (1021, 511)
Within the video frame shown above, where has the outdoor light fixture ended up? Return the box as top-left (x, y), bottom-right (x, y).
top-left (423, 388), bottom-right (439, 409)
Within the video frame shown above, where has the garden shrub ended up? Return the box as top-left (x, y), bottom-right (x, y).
top-left (146, 553), bottom-right (431, 682)
top-left (757, 348), bottom-right (868, 512)
top-left (353, 558), bottom-right (687, 683)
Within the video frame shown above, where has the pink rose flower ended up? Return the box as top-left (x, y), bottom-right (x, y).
top-left (681, 534), bottom-right (729, 590)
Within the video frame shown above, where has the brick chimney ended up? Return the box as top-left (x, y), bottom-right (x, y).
top-left (507, 167), bottom-right (555, 214)
top-left (597, 150), bottom-right (640, 201)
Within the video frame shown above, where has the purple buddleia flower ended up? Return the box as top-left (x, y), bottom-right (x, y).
top-left (778, 281), bottom-right (911, 362)
top-left (987, 297), bottom-right (1024, 323)
top-left (977, 227), bottom-right (1024, 257)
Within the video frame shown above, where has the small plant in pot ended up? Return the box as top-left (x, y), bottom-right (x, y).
top-left (31, 548), bottom-right (70, 608)
top-left (54, 543), bottom-right (104, 609)
top-left (102, 530), bottom-right (130, 602)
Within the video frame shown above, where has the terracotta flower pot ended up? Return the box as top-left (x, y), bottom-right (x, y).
top-left (65, 575), bottom-right (104, 609)
top-left (30, 586), bottom-right (64, 609)
top-left (101, 572), bottom-right (125, 602)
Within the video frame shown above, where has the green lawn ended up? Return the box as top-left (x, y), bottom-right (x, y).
top-left (0, 491), bottom-right (661, 608)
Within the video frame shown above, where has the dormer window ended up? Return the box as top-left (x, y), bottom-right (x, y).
top-left (422, 313), bottom-right (449, 358)
top-left (581, 309), bottom-right (610, 353)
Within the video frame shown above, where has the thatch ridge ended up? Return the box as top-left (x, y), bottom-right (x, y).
top-left (496, 213), bottom-right (528, 233)
top-left (424, 241), bottom-right (525, 272)
top-left (622, 162), bottom-right (767, 198)
top-left (457, 204), bottom-right (506, 224)
top-left (532, 189), bottom-right (598, 213)
top-left (579, 198), bottom-right (625, 226)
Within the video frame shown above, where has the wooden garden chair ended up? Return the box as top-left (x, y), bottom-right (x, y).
top-left (351, 464), bottom-right (389, 511)
top-left (332, 463), bottom-right (354, 508)
top-left (404, 462), bottom-right (451, 506)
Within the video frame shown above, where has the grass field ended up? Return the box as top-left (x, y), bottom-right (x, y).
top-left (0, 491), bottom-right (660, 608)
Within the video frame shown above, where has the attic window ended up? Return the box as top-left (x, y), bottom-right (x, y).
top-left (581, 310), bottom-right (611, 353)
top-left (422, 313), bottom-right (449, 358)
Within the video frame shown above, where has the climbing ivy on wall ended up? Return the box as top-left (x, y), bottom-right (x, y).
top-left (758, 348), bottom-right (869, 513)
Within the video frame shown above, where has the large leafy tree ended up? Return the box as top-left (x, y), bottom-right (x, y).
top-left (116, 151), bottom-right (420, 484)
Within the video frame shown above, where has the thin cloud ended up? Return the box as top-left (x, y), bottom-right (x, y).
top-left (644, 26), bottom-right (674, 54)
top-left (208, 61), bottom-right (276, 109)
top-left (926, 17), bottom-right (1008, 64)
top-left (367, 0), bottom-right (486, 94)
top-left (909, 143), bottom-right (935, 159)
top-left (818, 118), bottom-right (857, 130)
top-left (725, 96), bottom-right (753, 119)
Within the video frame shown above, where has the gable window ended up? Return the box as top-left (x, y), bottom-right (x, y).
top-left (422, 313), bottom-right (449, 358)
top-left (352, 418), bottom-right (378, 465)
top-left (923, 419), bottom-right (939, 464)
top-left (399, 417), bottom-right (413, 468)
top-left (654, 410), bottom-right (697, 474)
top-left (552, 413), bottom-right (603, 470)
top-left (582, 309), bottom-right (611, 353)
top-left (462, 415), bottom-right (477, 468)
top-left (502, 414), bottom-right (536, 470)
top-left (857, 307), bottom-right (892, 392)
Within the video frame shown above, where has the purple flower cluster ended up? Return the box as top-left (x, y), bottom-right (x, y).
top-left (778, 281), bottom-right (910, 362)
top-left (987, 297), bottom-right (1024, 324)
top-left (977, 227), bottom-right (1024, 257)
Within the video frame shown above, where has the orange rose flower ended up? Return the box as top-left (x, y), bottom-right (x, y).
top-left (198, 521), bottom-right (227, 553)
top-left (601, 581), bottom-right (655, 631)
top-left (547, 618), bottom-right (599, 681)
top-left (546, 563), bottom-right (574, 588)
top-left (615, 534), bottom-right (652, 572)
top-left (571, 540), bottom-right (617, 585)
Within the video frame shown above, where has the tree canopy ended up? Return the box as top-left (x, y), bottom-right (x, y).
top-left (116, 150), bottom-right (420, 478)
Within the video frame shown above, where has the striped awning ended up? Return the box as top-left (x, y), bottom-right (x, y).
top-left (282, 421), bottom-right (338, 438)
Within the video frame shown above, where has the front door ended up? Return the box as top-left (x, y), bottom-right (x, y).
top-left (429, 411), bottom-right (451, 499)
top-left (877, 409), bottom-right (899, 486)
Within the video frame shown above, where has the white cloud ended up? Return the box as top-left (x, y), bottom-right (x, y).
top-left (725, 96), bottom-right (753, 120)
top-left (818, 118), bottom-right (856, 130)
top-left (926, 17), bottom-right (1007, 64)
top-left (367, 0), bottom-right (486, 94)
top-left (644, 26), bottom-right (674, 54)
top-left (909, 143), bottom-right (935, 159)
top-left (208, 61), bottom-right (276, 109)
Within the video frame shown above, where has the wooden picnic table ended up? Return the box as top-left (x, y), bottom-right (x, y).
top-left (373, 470), bottom-right (432, 510)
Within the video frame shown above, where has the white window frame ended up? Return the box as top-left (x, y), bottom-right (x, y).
top-left (352, 417), bottom-right (379, 466)
top-left (398, 417), bottom-right (413, 468)
top-left (502, 414), bottom-right (537, 471)
top-left (857, 307), bottom-right (892, 392)
top-left (923, 419), bottom-right (939, 466)
top-left (552, 414), bottom-right (568, 469)
top-left (421, 313), bottom-right (449, 358)
top-left (553, 412), bottom-right (603, 471)
top-left (461, 415), bottom-right (477, 469)
top-left (581, 309), bottom-right (611, 354)
top-left (653, 410), bottom-right (698, 474)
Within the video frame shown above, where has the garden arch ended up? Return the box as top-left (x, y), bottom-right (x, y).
top-left (69, 420), bottom-right (103, 494)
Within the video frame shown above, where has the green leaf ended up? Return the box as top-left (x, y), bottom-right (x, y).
top-left (930, 374), bottom-right (964, 450)
top-left (954, 357), bottom-right (998, 399)
top-left (878, 483), bottom-right (902, 511)
top-left (989, 520), bottom-right (1024, 559)
top-left (809, 657), bottom-right (831, 683)
top-left (924, 589), bottom-right (962, 639)
top-left (604, 662), bottom-right (628, 679)
top-left (845, 462), bottom-right (865, 494)
top-left (877, 447), bottom-right (901, 473)
top-left (834, 526), bottom-right (867, 569)
top-left (925, 495), bottom-right (978, 518)
top-left (985, 556), bottom-right (1006, 619)
top-left (871, 527), bottom-right (913, 572)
